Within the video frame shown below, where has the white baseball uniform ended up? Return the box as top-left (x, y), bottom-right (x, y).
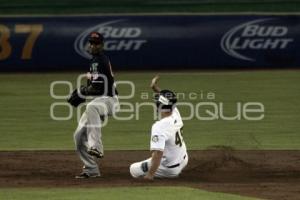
top-left (130, 107), bottom-right (188, 178)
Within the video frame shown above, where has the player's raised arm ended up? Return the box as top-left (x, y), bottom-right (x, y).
top-left (150, 75), bottom-right (161, 93)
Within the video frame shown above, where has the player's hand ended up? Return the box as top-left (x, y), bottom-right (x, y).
top-left (150, 75), bottom-right (161, 93)
top-left (144, 173), bottom-right (154, 181)
top-left (150, 75), bottom-right (159, 88)
top-left (86, 72), bottom-right (92, 80)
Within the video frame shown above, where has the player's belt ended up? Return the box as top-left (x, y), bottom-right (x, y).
top-left (167, 155), bottom-right (186, 168)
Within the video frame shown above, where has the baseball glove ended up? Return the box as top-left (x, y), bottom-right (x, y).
top-left (67, 87), bottom-right (86, 107)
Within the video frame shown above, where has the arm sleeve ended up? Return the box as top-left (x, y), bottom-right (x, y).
top-left (150, 123), bottom-right (167, 151)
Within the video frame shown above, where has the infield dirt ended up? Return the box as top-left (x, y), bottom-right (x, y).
top-left (1, 150), bottom-right (300, 200)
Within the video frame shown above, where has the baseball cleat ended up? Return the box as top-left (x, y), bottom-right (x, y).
top-left (75, 172), bottom-right (100, 179)
top-left (88, 148), bottom-right (104, 158)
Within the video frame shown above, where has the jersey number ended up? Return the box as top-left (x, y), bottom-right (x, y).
top-left (175, 129), bottom-right (183, 147)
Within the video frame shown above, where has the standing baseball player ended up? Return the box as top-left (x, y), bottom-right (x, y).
top-left (129, 76), bottom-right (188, 180)
top-left (71, 32), bottom-right (119, 179)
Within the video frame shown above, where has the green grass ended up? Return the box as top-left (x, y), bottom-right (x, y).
top-left (0, 0), bottom-right (299, 14)
top-left (0, 71), bottom-right (299, 150)
top-left (0, 187), bottom-right (260, 200)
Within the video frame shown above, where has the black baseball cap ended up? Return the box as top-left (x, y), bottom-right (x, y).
top-left (88, 32), bottom-right (104, 44)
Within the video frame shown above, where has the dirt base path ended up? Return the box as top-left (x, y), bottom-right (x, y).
top-left (1, 150), bottom-right (300, 200)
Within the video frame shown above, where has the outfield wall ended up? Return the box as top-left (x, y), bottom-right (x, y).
top-left (0, 14), bottom-right (299, 71)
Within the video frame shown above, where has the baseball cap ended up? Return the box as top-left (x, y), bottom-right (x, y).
top-left (88, 32), bottom-right (104, 44)
top-left (154, 89), bottom-right (177, 111)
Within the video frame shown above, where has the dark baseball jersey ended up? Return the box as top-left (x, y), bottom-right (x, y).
top-left (85, 52), bottom-right (118, 97)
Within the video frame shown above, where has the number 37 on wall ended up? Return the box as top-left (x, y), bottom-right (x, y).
top-left (0, 24), bottom-right (43, 60)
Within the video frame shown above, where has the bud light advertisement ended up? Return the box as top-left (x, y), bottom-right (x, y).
top-left (0, 14), bottom-right (299, 71)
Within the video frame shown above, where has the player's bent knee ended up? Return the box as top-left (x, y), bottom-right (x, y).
top-left (129, 163), bottom-right (138, 178)
top-left (86, 103), bottom-right (97, 113)
top-left (87, 102), bottom-right (108, 116)
top-left (129, 162), bottom-right (144, 178)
